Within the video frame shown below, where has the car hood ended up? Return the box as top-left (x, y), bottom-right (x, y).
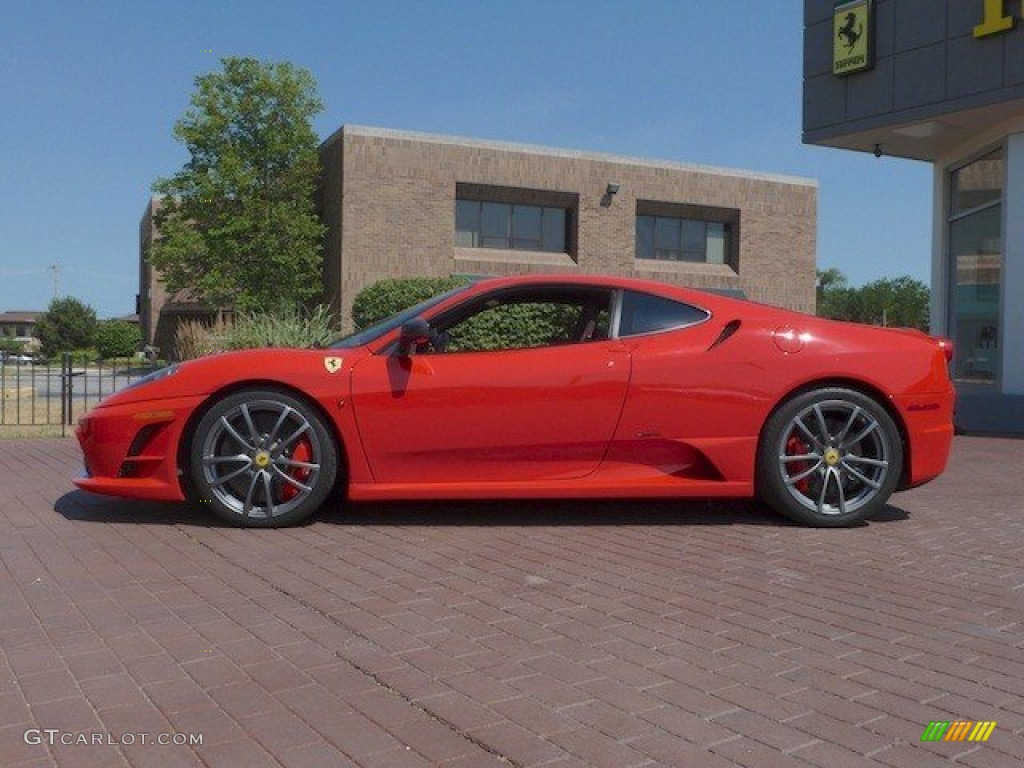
top-left (94, 347), bottom-right (368, 408)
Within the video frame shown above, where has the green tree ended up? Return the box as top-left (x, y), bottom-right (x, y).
top-left (36, 297), bottom-right (98, 356)
top-left (0, 337), bottom-right (25, 355)
top-left (856, 276), bottom-right (930, 330)
top-left (94, 320), bottom-right (142, 359)
top-left (816, 267), bottom-right (853, 321)
top-left (149, 57), bottom-right (326, 312)
top-left (815, 269), bottom-right (930, 330)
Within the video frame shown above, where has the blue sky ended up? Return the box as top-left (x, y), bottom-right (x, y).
top-left (0, 1), bottom-right (932, 318)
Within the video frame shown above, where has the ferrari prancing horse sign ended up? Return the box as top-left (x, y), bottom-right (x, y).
top-left (833, 0), bottom-right (873, 76)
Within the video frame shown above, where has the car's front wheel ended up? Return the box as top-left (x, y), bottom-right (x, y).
top-left (757, 387), bottom-right (902, 527)
top-left (189, 388), bottom-right (337, 527)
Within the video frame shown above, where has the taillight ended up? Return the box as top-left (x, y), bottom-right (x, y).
top-left (937, 337), bottom-right (954, 363)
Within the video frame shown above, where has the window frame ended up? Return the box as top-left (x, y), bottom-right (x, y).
top-left (455, 183), bottom-right (579, 260)
top-left (612, 289), bottom-right (712, 339)
top-left (634, 200), bottom-right (740, 269)
top-left (377, 284), bottom-right (714, 357)
top-left (384, 284), bottom-right (615, 356)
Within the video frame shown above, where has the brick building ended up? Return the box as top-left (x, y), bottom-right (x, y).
top-left (138, 198), bottom-right (216, 356)
top-left (141, 125), bottom-right (817, 351)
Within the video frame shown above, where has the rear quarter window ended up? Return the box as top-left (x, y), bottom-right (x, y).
top-left (618, 290), bottom-right (709, 337)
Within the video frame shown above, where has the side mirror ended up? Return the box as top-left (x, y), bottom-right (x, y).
top-left (395, 317), bottom-right (431, 356)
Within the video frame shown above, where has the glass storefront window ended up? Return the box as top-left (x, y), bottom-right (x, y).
top-left (951, 152), bottom-right (1003, 215)
top-left (949, 149), bottom-right (1003, 384)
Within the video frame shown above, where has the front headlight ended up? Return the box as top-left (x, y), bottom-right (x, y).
top-left (121, 363), bottom-right (180, 392)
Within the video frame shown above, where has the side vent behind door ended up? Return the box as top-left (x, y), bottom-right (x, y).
top-left (707, 320), bottom-right (741, 351)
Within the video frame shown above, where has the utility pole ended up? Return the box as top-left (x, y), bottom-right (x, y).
top-left (48, 265), bottom-right (59, 299)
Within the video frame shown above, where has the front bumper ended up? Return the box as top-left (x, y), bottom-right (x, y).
top-left (73, 395), bottom-right (204, 502)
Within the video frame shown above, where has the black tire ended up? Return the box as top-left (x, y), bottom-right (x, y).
top-left (757, 387), bottom-right (902, 527)
top-left (188, 388), bottom-right (338, 527)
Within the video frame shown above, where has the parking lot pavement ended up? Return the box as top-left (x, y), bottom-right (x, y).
top-left (1, 436), bottom-right (1022, 767)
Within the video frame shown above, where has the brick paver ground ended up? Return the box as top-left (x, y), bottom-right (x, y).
top-left (0, 435), bottom-right (1022, 767)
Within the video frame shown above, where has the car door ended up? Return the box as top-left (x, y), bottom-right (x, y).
top-left (349, 288), bottom-right (631, 485)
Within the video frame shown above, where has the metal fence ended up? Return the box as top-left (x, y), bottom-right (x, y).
top-left (0, 354), bottom-right (165, 436)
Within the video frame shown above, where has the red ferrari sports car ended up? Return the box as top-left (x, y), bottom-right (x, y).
top-left (74, 275), bottom-right (954, 528)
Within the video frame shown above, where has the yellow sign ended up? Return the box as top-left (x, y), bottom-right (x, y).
top-left (833, 0), bottom-right (872, 76)
top-left (975, 0), bottom-right (1016, 38)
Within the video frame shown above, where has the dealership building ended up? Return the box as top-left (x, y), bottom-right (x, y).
top-left (804, 0), bottom-right (1024, 432)
top-left (141, 125), bottom-right (816, 352)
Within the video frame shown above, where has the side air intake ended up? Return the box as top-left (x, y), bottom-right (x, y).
top-left (707, 320), bottom-right (741, 351)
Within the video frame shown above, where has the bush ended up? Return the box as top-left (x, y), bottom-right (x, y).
top-left (36, 296), bottom-right (98, 355)
top-left (445, 302), bottom-right (580, 352)
top-left (0, 337), bottom-right (25, 355)
top-left (69, 348), bottom-right (99, 366)
top-left (173, 317), bottom-right (231, 361)
top-left (95, 321), bottom-right (141, 359)
top-left (172, 306), bottom-right (340, 360)
top-left (225, 305), bottom-right (338, 350)
top-left (350, 277), bottom-right (587, 352)
top-left (351, 277), bottom-right (468, 330)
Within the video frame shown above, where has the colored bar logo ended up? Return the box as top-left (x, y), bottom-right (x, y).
top-left (921, 721), bottom-right (997, 742)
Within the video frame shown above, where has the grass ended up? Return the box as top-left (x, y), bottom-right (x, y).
top-left (0, 424), bottom-right (69, 439)
top-left (0, 388), bottom-right (104, 439)
top-left (0, 361), bottom-right (161, 439)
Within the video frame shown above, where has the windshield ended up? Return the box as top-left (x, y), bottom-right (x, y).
top-left (329, 284), bottom-right (473, 349)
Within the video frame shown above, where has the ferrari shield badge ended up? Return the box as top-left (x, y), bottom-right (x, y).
top-left (323, 356), bottom-right (343, 374)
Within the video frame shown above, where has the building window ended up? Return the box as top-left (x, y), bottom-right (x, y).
top-left (948, 149), bottom-right (1003, 384)
top-left (456, 200), bottom-right (568, 252)
top-left (635, 202), bottom-right (738, 267)
top-left (455, 184), bottom-right (577, 257)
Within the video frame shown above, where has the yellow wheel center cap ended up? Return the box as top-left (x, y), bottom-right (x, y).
top-left (824, 448), bottom-right (840, 466)
top-left (253, 451), bottom-right (271, 469)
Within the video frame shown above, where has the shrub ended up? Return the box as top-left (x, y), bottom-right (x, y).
top-left (446, 302), bottom-right (580, 352)
top-left (225, 305), bottom-right (338, 350)
top-left (172, 306), bottom-right (340, 360)
top-left (95, 321), bottom-right (141, 359)
top-left (351, 277), bottom-right (468, 330)
top-left (69, 348), bottom-right (99, 366)
top-left (0, 337), bottom-right (25, 355)
top-left (173, 317), bottom-right (230, 361)
top-left (349, 277), bottom-right (582, 352)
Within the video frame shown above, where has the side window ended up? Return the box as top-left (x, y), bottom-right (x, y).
top-left (425, 289), bottom-right (613, 353)
top-left (618, 291), bottom-right (709, 337)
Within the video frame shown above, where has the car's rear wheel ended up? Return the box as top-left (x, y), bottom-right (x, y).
top-left (757, 387), bottom-right (902, 527)
top-left (189, 389), bottom-right (337, 527)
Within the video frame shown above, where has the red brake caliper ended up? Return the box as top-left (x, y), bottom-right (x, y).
top-left (786, 435), bottom-right (812, 494)
top-left (279, 440), bottom-right (312, 502)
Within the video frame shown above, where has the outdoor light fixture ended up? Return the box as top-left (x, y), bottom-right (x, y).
top-left (606, 182), bottom-right (620, 195)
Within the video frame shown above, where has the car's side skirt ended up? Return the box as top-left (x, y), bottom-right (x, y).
top-left (347, 478), bottom-right (754, 501)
